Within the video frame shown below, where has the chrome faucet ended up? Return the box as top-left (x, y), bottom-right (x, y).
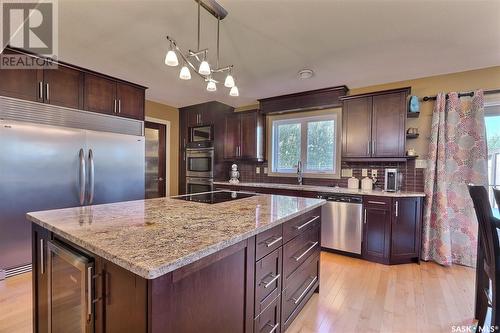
top-left (297, 160), bottom-right (303, 185)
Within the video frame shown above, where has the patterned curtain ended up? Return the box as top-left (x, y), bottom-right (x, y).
top-left (422, 90), bottom-right (488, 267)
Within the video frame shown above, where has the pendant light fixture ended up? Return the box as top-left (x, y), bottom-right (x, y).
top-left (164, 0), bottom-right (239, 97)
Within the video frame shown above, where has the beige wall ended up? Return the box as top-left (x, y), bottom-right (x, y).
top-left (145, 100), bottom-right (179, 196)
top-left (349, 66), bottom-right (500, 158)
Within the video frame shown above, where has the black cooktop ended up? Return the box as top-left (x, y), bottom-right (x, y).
top-left (174, 191), bottom-right (256, 204)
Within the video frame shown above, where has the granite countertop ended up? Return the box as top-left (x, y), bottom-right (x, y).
top-left (213, 181), bottom-right (426, 198)
top-left (27, 193), bottom-right (325, 280)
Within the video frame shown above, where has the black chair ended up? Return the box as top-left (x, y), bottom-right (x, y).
top-left (494, 188), bottom-right (500, 214)
top-left (469, 185), bottom-right (500, 331)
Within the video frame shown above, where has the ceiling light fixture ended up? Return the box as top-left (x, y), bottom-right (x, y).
top-left (164, 0), bottom-right (239, 97)
top-left (298, 69), bottom-right (314, 80)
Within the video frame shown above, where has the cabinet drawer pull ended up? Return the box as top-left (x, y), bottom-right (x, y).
top-left (367, 200), bottom-right (386, 205)
top-left (113, 99), bottom-right (117, 113)
top-left (266, 322), bottom-right (279, 333)
top-left (292, 276), bottom-right (318, 304)
top-left (261, 273), bottom-right (281, 289)
top-left (295, 215), bottom-right (320, 230)
top-left (265, 236), bottom-right (282, 248)
top-left (118, 99), bottom-right (121, 114)
top-left (364, 209), bottom-right (367, 224)
top-left (395, 200), bottom-right (399, 218)
top-left (39, 239), bottom-right (44, 275)
top-left (45, 83), bottom-right (49, 101)
top-left (38, 81), bottom-right (43, 100)
top-left (293, 241), bottom-right (318, 262)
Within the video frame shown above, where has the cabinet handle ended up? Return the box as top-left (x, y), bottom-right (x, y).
top-left (292, 276), bottom-right (318, 304)
top-left (261, 273), bottom-right (281, 289)
top-left (118, 99), bottom-right (121, 114)
top-left (45, 83), bottom-right (49, 101)
top-left (183, 138), bottom-right (186, 149)
top-left (295, 216), bottom-right (320, 230)
top-left (367, 200), bottom-right (386, 205)
top-left (87, 266), bottom-right (93, 322)
top-left (266, 322), bottom-right (279, 333)
top-left (264, 236), bottom-right (282, 248)
top-left (38, 82), bottom-right (43, 100)
top-left (364, 209), bottom-right (367, 224)
top-left (367, 141), bottom-right (370, 155)
top-left (372, 140), bottom-right (376, 155)
top-left (113, 99), bottom-right (117, 113)
top-left (395, 201), bottom-right (399, 218)
top-left (39, 239), bottom-right (44, 275)
top-left (293, 241), bottom-right (318, 262)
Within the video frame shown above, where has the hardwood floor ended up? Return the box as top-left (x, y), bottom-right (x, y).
top-left (0, 252), bottom-right (475, 333)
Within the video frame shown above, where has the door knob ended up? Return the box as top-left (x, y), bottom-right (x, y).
top-left (158, 177), bottom-right (164, 181)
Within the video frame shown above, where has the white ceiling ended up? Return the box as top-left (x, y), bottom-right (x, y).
top-left (57, 0), bottom-right (500, 108)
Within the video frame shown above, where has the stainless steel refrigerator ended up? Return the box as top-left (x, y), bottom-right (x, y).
top-left (0, 96), bottom-right (145, 279)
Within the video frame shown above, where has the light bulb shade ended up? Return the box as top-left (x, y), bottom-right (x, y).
top-left (206, 80), bottom-right (217, 92)
top-left (224, 74), bottom-right (235, 88)
top-left (165, 50), bottom-right (179, 66)
top-left (198, 61), bottom-right (211, 75)
top-left (230, 86), bottom-right (239, 97)
top-left (179, 66), bottom-right (191, 80)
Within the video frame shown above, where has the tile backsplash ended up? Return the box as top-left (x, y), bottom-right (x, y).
top-left (218, 160), bottom-right (425, 192)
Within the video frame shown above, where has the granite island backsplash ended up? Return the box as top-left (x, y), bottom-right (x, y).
top-left (219, 160), bottom-right (425, 193)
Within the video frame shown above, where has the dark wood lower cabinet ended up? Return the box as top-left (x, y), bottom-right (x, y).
top-left (362, 197), bottom-right (392, 264)
top-left (33, 207), bottom-right (321, 333)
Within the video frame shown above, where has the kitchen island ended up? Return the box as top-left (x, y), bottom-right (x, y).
top-left (27, 191), bottom-right (325, 333)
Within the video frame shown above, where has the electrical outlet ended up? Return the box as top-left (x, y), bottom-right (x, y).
top-left (371, 169), bottom-right (378, 177)
top-left (256, 167), bottom-right (260, 174)
top-left (263, 167), bottom-right (268, 174)
top-left (341, 169), bottom-right (353, 177)
top-left (362, 169), bottom-right (368, 177)
top-left (415, 159), bottom-right (427, 169)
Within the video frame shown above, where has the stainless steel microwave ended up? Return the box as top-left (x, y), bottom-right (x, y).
top-left (190, 125), bottom-right (213, 143)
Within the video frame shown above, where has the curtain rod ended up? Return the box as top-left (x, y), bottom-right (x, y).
top-left (422, 89), bottom-right (500, 101)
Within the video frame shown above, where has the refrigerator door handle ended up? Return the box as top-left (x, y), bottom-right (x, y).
top-left (79, 148), bottom-right (86, 205)
top-left (88, 149), bottom-right (95, 205)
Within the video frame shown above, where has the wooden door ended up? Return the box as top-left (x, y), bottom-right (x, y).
top-left (83, 73), bottom-right (116, 115)
top-left (116, 82), bottom-right (145, 120)
top-left (43, 65), bottom-right (83, 109)
top-left (342, 97), bottom-right (372, 157)
top-left (186, 110), bottom-right (199, 128)
top-left (390, 197), bottom-right (422, 262)
top-left (0, 51), bottom-right (43, 102)
top-left (371, 92), bottom-right (406, 157)
top-left (145, 121), bottom-right (167, 198)
top-left (362, 198), bottom-right (391, 264)
top-left (224, 113), bottom-right (241, 159)
top-left (239, 112), bottom-right (257, 159)
top-left (178, 111), bottom-right (188, 195)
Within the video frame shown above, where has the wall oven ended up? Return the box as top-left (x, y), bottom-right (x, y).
top-left (190, 125), bottom-right (213, 143)
top-left (186, 177), bottom-right (214, 195)
top-left (186, 147), bottom-right (214, 178)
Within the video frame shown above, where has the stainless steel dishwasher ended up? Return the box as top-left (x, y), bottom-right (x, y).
top-left (318, 194), bottom-right (363, 254)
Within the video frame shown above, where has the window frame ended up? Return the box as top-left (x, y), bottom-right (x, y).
top-left (267, 108), bottom-right (342, 179)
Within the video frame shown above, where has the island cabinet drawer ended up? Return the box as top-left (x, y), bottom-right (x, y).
top-left (283, 208), bottom-right (321, 243)
top-left (282, 253), bottom-right (320, 330)
top-left (283, 223), bottom-right (320, 282)
top-left (256, 224), bottom-right (283, 261)
top-left (255, 248), bottom-right (282, 316)
top-left (254, 294), bottom-right (281, 333)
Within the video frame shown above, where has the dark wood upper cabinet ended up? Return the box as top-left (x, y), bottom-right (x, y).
top-left (342, 97), bottom-right (372, 158)
top-left (116, 82), bottom-right (145, 120)
top-left (83, 73), bottom-right (117, 115)
top-left (0, 50), bottom-right (43, 102)
top-left (223, 110), bottom-right (265, 161)
top-left (341, 87), bottom-right (410, 160)
top-left (224, 113), bottom-right (241, 160)
top-left (372, 93), bottom-right (406, 157)
top-left (43, 65), bottom-right (83, 109)
top-left (0, 47), bottom-right (146, 120)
